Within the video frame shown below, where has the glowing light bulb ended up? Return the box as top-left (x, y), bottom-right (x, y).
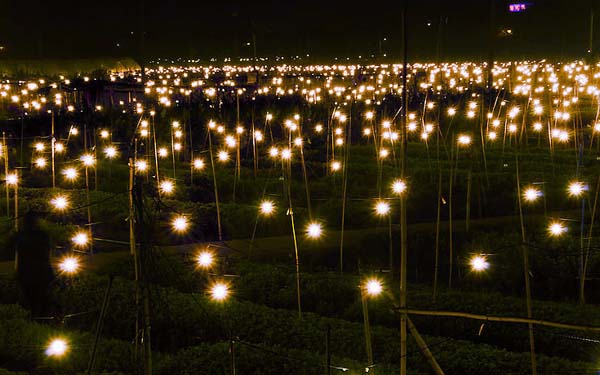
top-left (364, 278), bottom-right (383, 297)
top-left (548, 222), bottom-right (566, 237)
top-left (45, 338), bottom-right (68, 357)
top-left (210, 281), bottom-right (230, 301)
top-left (104, 146), bottom-right (117, 159)
top-left (469, 255), bottom-right (489, 272)
top-left (218, 150), bottom-right (229, 162)
top-left (260, 200), bottom-right (275, 215)
top-left (193, 159), bottom-right (205, 170)
top-left (331, 161), bottom-right (341, 172)
top-left (374, 201), bottom-right (391, 216)
top-left (6, 173), bottom-right (18, 185)
top-left (281, 148), bottom-right (292, 160)
top-left (72, 231), bottom-right (89, 247)
top-left (196, 251), bottom-right (214, 269)
top-left (225, 135), bottom-right (237, 148)
top-left (172, 215), bottom-right (189, 233)
top-left (58, 256), bottom-right (80, 274)
top-left (63, 167), bottom-right (78, 181)
top-left (457, 134), bottom-right (472, 146)
top-left (34, 157), bottom-right (47, 168)
top-left (80, 154), bottom-right (95, 167)
top-left (51, 195), bottom-right (69, 210)
top-left (160, 180), bottom-right (175, 195)
top-left (391, 179), bottom-right (407, 195)
top-left (523, 187), bottom-right (541, 202)
top-left (135, 160), bottom-right (148, 172)
top-left (306, 222), bottom-right (322, 239)
top-left (568, 182), bottom-right (586, 197)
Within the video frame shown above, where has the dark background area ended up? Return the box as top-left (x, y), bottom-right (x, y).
top-left (0, 0), bottom-right (597, 61)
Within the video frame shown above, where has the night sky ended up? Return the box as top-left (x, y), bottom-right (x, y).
top-left (0, 0), bottom-right (597, 61)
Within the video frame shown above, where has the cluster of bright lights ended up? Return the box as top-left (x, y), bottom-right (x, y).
top-left (6, 62), bottom-right (600, 361)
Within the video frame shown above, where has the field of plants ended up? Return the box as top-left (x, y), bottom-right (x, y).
top-left (1, 60), bottom-right (600, 373)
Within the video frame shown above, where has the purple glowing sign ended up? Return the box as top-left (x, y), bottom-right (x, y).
top-left (509, 3), bottom-right (528, 12)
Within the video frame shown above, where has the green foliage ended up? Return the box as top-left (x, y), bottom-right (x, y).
top-left (0, 304), bottom-right (135, 374)
top-left (43, 274), bottom-right (595, 374)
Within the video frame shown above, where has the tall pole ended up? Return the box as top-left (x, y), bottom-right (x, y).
top-left (326, 325), bottom-right (331, 375)
top-left (229, 338), bottom-right (236, 375)
top-left (399, 2), bottom-right (409, 374)
top-left (487, 0), bottom-right (495, 90)
top-left (3, 132), bottom-right (9, 217)
top-left (87, 277), bottom-right (113, 374)
top-left (284, 156), bottom-right (302, 319)
top-left (133, 162), bottom-right (152, 375)
top-left (51, 110), bottom-right (55, 188)
top-left (14, 170), bottom-right (18, 232)
top-left (589, 8), bottom-right (595, 57)
top-left (360, 285), bottom-right (374, 372)
top-left (339, 106), bottom-right (351, 274)
top-left (515, 153), bottom-right (538, 375)
top-left (84, 124), bottom-right (93, 255)
top-left (208, 131), bottom-right (222, 241)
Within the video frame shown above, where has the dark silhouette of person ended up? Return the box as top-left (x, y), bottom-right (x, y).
top-left (13, 210), bottom-right (55, 316)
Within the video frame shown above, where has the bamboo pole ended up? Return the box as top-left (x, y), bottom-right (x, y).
top-left (515, 153), bottom-right (538, 375)
top-left (397, 308), bottom-right (600, 333)
top-left (399, 3), bottom-right (409, 374)
top-left (360, 287), bottom-right (374, 373)
top-left (339, 106), bottom-right (351, 274)
top-left (208, 131), bottom-right (222, 241)
top-left (4, 132), bottom-right (9, 217)
top-left (406, 317), bottom-right (445, 375)
top-left (51, 111), bottom-right (56, 188)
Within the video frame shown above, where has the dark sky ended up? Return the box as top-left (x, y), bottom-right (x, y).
top-left (0, 0), bottom-right (597, 61)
